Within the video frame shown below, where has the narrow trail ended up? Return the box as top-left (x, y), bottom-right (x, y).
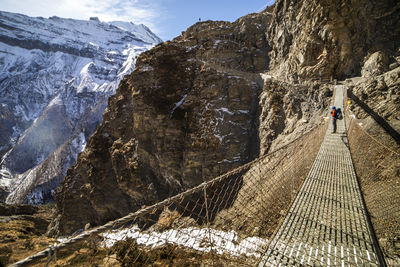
top-left (259, 85), bottom-right (384, 266)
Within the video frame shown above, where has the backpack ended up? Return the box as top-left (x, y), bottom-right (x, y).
top-left (336, 108), bottom-right (342, 120)
top-left (331, 109), bottom-right (337, 118)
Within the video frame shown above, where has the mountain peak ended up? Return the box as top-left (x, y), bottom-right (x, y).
top-left (109, 20), bottom-right (163, 43)
top-left (0, 10), bottom-right (160, 204)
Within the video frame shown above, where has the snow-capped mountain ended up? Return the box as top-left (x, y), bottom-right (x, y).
top-left (0, 11), bottom-right (161, 204)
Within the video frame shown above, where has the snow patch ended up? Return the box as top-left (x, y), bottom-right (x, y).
top-left (102, 225), bottom-right (267, 258)
top-left (260, 73), bottom-right (272, 81)
top-left (214, 134), bottom-right (224, 142)
top-left (173, 94), bottom-right (187, 110)
top-left (0, 168), bottom-right (12, 188)
top-left (213, 40), bottom-right (222, 49)
top-left (215, 107), bottom-right (234, 115)
top-left (171, 94), bottom-right (188, 115)
top-left (186, 45), bottom-right (197, 52)
top-left (140, 64), bottom-right (154, 72)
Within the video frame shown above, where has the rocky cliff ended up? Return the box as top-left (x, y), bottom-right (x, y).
top-left (51, 0), bottom-right (400, 240)
top-left (268, 0), bottom-right (400, 81)
top-left (51, 14), bottom-right (270, 235)
top-left (51, 11), bottom-right (329, 235)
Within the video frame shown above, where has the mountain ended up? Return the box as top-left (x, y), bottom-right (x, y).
top-left (49, 0), bottom-right (400, 238)
top-left (48, 11), bottom-right (328, 235)
top-left (0, 11), bottom-right (161, 204)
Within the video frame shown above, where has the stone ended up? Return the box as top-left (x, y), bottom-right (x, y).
top-left (361, 51), bottom-right (389, 77)
top-left (350, 67), bottom-right (400, 123)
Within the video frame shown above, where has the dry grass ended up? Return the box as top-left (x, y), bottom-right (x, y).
top-left (0, 204), bottom-right (56, 266)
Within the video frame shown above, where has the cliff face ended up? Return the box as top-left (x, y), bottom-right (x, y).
top-left (51, 0), bottom-right (400, 236)
top-left (268, 0), bottom-right (400, 80)
top-left (51, 13), bottom-right (273, 235)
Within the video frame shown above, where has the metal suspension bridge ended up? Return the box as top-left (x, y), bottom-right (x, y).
top-left (259, 85), bottom-right (384, 266)
top-left (10, 84), bottom-right (397, 266)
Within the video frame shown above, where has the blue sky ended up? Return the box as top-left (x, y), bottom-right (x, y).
top-left (154, 0), bottom-right (275, 40)
top-left (0, 0), bottom-right (275, 41)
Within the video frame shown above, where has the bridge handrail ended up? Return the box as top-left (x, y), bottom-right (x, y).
top-left (347, 111), bottom-right (400, 156)
top-left (345, 92), bottom-right (400, 265)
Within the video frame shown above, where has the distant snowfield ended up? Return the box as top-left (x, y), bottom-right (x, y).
top-left (0, 10), bottom-right (161, 204)
top-left (101, 225), bottom-right (267, 258)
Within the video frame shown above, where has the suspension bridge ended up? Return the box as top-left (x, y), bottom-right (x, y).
top-left (259, 85), bottom-right (384, 266)
top-left (10, 84), bottom-right (397, 266)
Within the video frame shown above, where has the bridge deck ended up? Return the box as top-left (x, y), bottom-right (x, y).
top-left (259, 86), bottom-right (383, 266)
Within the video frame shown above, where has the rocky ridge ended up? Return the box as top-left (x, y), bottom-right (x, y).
top-left (51, 14), bottom-right (271, 235)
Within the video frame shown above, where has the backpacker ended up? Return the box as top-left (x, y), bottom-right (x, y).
top-left (336, 108), bottom-right (343, 120)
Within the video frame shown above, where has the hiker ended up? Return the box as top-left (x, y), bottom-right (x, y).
top-left (331, 106), bottom-right (337, 133)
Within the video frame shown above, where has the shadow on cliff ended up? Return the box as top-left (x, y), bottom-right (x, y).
top-left (347, 89), bottom-right (400, 146)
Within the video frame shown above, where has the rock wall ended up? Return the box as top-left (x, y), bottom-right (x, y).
top-left (268, 0), bottom-right (400, 81)
top-left (258, 79), bottom-right (331, 154)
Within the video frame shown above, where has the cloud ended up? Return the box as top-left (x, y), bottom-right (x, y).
top-left (0, 0), bottom-right (163, 33)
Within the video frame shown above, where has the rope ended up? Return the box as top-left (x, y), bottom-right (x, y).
top-left (345, 107), bottom-right (399, 267)
top-left (45, 244), bottom-right (57, 267)
top-left (204, 186), bottom-right (214, 259)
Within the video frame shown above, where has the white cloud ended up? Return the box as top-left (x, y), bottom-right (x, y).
top-left (0, 0), bottom-right (162, 34)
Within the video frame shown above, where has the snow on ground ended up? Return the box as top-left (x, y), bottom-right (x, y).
top-left (260, 73), bottom-right (272, 82)
top-left (213, 40), bottom-right (222, 49)
top-left (215, 107), bottom-right (234, 115)
top-left (171, 94), bottom-right (188, 116)
top-left (102, 225), bottom-right (267, 258)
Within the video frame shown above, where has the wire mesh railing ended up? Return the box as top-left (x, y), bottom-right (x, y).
top-left (10, 122), bottom-right (326, 266)
top-left (346, 106), bottom-right (400, 265)
top-left (100, 122), bottom-right (326, 267)
top-left (254, 85), bottom-right (385, 266)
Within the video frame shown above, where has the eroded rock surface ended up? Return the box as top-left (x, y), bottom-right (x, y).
top-left (268, 0), bottom-right (400, 80)
top-left (51, 14), bottom-right (273, 235)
